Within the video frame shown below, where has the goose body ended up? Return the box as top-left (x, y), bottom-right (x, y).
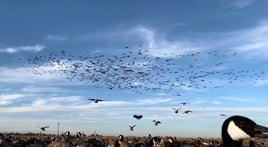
top-left (118, 135), bottom-right (130, 147)
top-left (222, 115), bottom-right (268, 147)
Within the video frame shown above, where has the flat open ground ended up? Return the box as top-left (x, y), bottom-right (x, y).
top-left (1, 133), bottom-right (268, 146)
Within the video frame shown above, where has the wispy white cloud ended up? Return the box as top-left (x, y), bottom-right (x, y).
top-left (45, 34), bottom-right (66, 42)
top-left (252, 77), bottom-right (268, 86)
top-left (21, 86), bottom-right (68, 93)
top-left (0, 44), bottom-right (45, 54)
top-left (208, 20), bottom-right (268, 60)
top-left (219, 96), bottom-right (254, 103)
top-left (225, 20), bottom-right (268, 50)
top-left (128, 26), bottom-right (204, 57)
top-left (0, 96), bottom-right (173, 113)
top-left (0, 67), bottom-right (57, 83)
top-left (0, 94), bottom-right (26, 105)
top-left (136, 98), bottom-right (173, 105)
top-left (48, 96), bottom-right (83, 105)
top-left (139, 20), bottom-right (268, 61)
top-left (226, 0), bottom-right (254, 9)
top-left (78, 25), bottom-right (205, 58)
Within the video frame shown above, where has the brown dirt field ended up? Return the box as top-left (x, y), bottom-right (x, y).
top-left (1, 133), bottom-right (268, 146)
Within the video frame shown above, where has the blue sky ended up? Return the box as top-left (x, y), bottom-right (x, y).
top-left (1, 0), bottom-right (268, 137)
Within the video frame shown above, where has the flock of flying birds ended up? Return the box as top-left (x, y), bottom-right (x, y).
top-left (88, 98), bottom-right (226, 132)
top-left (19, 46), bottom-right (267, 95)
top-left (88, 98), bottom-right (202, 132)
top-left (19, 46), bottom-right (267, 133)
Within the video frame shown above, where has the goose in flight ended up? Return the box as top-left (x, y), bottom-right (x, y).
top-left (172, 107), bottom-right (181, 114)
top-left (40, 126), bottom-right (49, 131)
top-left (152, 120), bottom-right (161, 126)
top-left (180, 102), bottom-right (189, 105)
top-left (220, 113), bottom-right (227, 117)
top-left (183, 110), bottom-right (193, 114)
top-left (129, 125), bottom-right (136, 131)
top-left (88, 98), bottom-right (105, 103)
top-left (133, 114), bottom-right (143, 120)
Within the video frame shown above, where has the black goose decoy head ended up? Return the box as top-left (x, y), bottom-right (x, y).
top-left (150, 136), bottom-right (161, 146)
top-left (118, 134), bottom-right (124, 141)
top-left (222, 115), bottom-right (268, 147)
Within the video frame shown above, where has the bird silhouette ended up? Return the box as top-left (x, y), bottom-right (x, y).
top-left (172, 107), bottom-right (181, 114)
top-left (88, 98), bottom-right (105, 103)
top-left (180, 102), bottom-right (189, 105)
top-left (129, 125), bottom-right (136, 131)
top-left (133, 114), bottom-right (143, 120)
top-left (220, 113), bottom-right (227, 117)
top-left (183, 110), bottom-right (193, 114)
top-left (40, 126), bottom-right (49, 131)
top-left (152, 120), bottom-right (161, 126)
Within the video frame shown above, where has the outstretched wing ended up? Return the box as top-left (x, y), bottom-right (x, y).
top-left (40, 126), bottom-right (50, 131)
top-left (88, 98), bottom-right (104, 103)
top-left (133, 114), bottom-right (143, 119)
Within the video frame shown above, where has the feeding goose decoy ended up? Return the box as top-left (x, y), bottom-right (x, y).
top-left (221, 115), bottom-right (268, 147)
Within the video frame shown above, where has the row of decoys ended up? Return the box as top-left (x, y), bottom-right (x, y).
top-left (1, 115), bottom-right (267, 146)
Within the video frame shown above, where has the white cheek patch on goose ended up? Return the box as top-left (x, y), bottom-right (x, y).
top-left (227, 121), bottom-right (250, 140)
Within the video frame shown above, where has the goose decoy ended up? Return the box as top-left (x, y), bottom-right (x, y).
top-left (118, 135), bottom-right (131, 147)
top-left (149, 136), bottom-right (161, 147)
top-left (222, 115), bottom-right (268, 147)
top-left (88, 98), bottom-right (105, 103)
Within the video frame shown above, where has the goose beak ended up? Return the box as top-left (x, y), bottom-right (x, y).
top-left (254, 124), bottom-right (268, 138)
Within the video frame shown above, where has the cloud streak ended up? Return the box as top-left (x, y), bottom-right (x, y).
top-left (0, 94), bottom-right (26, 105)
top-left (128, 26), bottom-right (204, 57)
top-left (226, 0), bottom-right (254, 9)
top-left (0, 44), bottom-right (45, 54)
top-left (45, 35), bottom-right (66, 42)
